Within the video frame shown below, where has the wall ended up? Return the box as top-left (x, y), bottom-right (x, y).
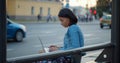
top-left (7, 0), bottom-right (62, 20)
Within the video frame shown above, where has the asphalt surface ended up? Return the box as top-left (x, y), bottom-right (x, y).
top-left (7, 20), bottom-right (111, 63)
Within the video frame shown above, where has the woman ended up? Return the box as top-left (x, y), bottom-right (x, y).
top-left (57, 8), bottom-right (84, 63)
top-left (43, 8), bottom-right (84, 63)
top-left (39, 8), bottom-right (84, 63)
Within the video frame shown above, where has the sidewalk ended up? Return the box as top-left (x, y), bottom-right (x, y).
top-left (81, 49), bottom-right (103, 63)
top-left (14, 19), bottom-right (100, 25)
top-left (78, 20), bottom-right (100, 25)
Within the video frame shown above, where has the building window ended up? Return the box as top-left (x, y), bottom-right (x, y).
top-left (56, 0), bottom-right (59, 2)
top-left (40, 7), bottom-right (43, 15)
top-left (48, 7), bottom-right (50, 15)
top-left (31, 6), bottom-right (34, 15)
top-left (18, 5), bottom-right (20, 8)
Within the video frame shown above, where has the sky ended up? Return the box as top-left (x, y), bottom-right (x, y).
top-left (64, 0), bottom-right (97, 8)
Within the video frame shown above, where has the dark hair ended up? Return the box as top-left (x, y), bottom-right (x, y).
top-left (58, 8), bottom-right (78, 25)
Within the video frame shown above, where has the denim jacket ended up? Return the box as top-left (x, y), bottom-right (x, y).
top-left (61, 24), bottom-right (84, 50)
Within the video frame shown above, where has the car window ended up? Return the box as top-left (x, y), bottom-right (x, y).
top-left (7, 20), bottom-right (11, 25)
top-left (7, 20), bottom-right (10, 25)
top-left (108, 16), bottom-right (111, 20)
top-left (105, 16), bottom-right (111, 20)
top-left (102, 15), bottom-right (111, 20)
top-left (102, 16), bottom-right (107, 19)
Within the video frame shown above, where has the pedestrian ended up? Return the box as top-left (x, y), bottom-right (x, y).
top-left (48, 8), bottom-right (84, 63)
top-left (86, 13), bottom-right (89, 22)
top-left (37, 14), bottom-right (41, 21)
top-left (46, 14), bottom-right (52, 22)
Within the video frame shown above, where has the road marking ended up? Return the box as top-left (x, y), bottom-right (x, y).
top-left (7, 49), bottom-right (14, 52)
top-left (85, 37), bottom-right (100, 42)
top-left (105, 41), bottom-right (110, 43)
top-left (33, 45), bottom-right (41, 47)
top-left (84, 34), bottom-right (93, 37)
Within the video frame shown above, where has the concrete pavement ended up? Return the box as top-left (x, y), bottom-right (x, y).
top-left (81, 49), bottom-right (103, 63)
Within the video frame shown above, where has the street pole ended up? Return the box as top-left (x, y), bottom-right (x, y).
top-left (111, 0), bottom-right (120, 63)
top-left (0, 0), bottom-right (6, 63)
top-left (86, 4), bottom-right (89, 22)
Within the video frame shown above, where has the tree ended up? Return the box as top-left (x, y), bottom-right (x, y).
top-left (96, 0), bottom-right (112, 18)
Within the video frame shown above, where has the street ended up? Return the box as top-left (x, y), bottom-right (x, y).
top-left (7, 21), bottom-right (111, 59)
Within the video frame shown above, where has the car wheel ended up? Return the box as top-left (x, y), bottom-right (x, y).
top-left (100, 23), bottom-right (103, 29)
top-left (15, 30), bottom-right (24, 42)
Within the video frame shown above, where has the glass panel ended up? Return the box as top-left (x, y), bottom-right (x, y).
top-left (6, 0), bottom-right (112, 63)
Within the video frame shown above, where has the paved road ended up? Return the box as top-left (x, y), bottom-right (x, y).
top-left (7, 21), bottom-right (111, 63)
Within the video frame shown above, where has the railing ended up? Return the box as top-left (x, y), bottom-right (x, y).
top-left (7, 42), bottom-right (114, 63)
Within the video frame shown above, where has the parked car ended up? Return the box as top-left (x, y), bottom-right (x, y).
top-left (99, 15), bottom-right (111, 29)
top-left (7, 19), bottom-right (26, 42)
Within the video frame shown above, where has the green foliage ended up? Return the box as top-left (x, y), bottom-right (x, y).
top-left (96, 0), bottom-right (112, 18)
top-left (97, 9), bottom-right (103, 18)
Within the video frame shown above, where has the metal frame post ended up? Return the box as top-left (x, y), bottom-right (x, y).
top-left (95, 0), bottom-right (120, 63)
top-left (112, 0), bottom-right (120, 63)
top-left (4, 0), bottom-right (120, 63)
top-left (0, 0), bottom-right (6, 63)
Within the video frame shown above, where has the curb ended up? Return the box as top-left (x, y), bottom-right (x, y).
top-left (17, 21), bottom-right (100, 25)
top-left (14, 20), bottom-right (100, 25)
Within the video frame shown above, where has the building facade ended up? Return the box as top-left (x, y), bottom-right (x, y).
top-left (6, 0), bottom-right (62, 20)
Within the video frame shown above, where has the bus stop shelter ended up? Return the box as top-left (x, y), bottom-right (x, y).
top-left (0, 0), bottom-right (120, 63)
